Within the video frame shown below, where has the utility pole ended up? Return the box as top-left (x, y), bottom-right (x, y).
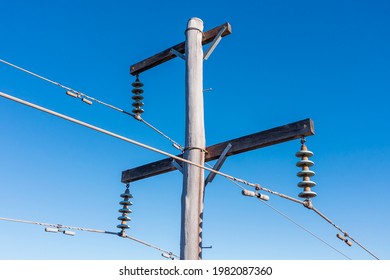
top-left (127, 18), bottom-right (231, 260)
top-left (124, 18), bottom-right (315, 260)
top-left (181, 18), bottom-right (206, 260)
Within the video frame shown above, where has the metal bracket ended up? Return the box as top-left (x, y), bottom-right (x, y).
top-left (204, 143), bottom-right (232, 187)
top-left (170, 48), bottom-right (186, 60)
top-left (171, 159), bottom-right (183, 174)
top-left (203, 25), bottom-right (227, 60)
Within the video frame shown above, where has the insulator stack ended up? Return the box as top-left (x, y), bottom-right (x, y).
top-left (296, 138), bottom-right (317, 199)
top-left (117, 184), bottom-right (133, 236)
top-left (131, 76), bottom-right (144, 117)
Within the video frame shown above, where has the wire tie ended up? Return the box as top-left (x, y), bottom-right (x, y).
top-left (183, 146), bottom-right (208, 154)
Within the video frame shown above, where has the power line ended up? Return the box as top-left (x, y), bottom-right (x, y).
top-left (0, 216), bottom-right (179, 259)
top-left (218, 174), bottom-right (352, 259)
top-left (309, 206), bottom-right (380, 260)
top-left (0, 58), bottom-right (134, 116)
top-left (122, 235), bottom-right (178, 259)
top-left (0, 90), bottom-right (265, 190)
top-left (189, 144), bottom-right (379, 260)
top-left (257, 200), bottom-right (352, 260)
top-left (138, 117), bottom-right (184, 151)
top-left (211, 166), bottom-right (377, 260)
top-left (0, 90), bottom-right (379, 260)
top-left (206, 161), bottom-right (305, 205)
top-left (0, 58), bottom-right (183, 152)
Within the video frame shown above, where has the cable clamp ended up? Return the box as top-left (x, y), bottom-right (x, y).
top-left (133, 115), bottom-right (142, 121)
top-left (303, 199), bottom-right (314, 209)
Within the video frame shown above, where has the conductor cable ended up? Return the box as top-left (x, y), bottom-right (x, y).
top-left (0, 91), bottom-right (262, 190)
top-left (0, 216), bottom-right (178, 259)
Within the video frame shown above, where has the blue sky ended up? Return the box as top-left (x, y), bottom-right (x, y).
top-left (0, 0), bottom-right (389, 260)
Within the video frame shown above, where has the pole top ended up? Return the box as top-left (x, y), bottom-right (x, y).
top-left (187, 17), bottom-right (204, 31)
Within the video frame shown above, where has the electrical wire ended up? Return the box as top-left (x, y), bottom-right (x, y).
top-left (1, 59), bottom-right (380, 261)
top-left (0, 58), bottom-right (183, 152)
top-left (0, 90), bottom-right (379, 260)
top-left (310, 206), bottom-right (380, 260)
top-left (256, 201), bottom-right (352, 260)
top-left (0, 58), bottom-right (134, 116)
top-left (0, 90), bottom-right (263, 190)
top-left (122, 234), bottom-right (179, 259)
top-left (0, 216), bottom-right (117, 235)
top-left (206, 162), bottom-right (304, 205)
top-left (208, 164), bottom-right (378, 260)
top-left (217, 174), bottom-right (352, 259)
top-left (138, 117), bottom-right (184, 151)
top-left (256, 186), bottom-right (304, 205)
top-left (0, 216), bottom-right (178, 259)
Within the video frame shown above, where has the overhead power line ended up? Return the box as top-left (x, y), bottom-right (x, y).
top-left (218, 169), bottom-right (378, 260)
top-left (0, 216), bottom-right (178, 259)
top-left (138, 117), bottom-right (184, 151)
top-left (0, 90), bottom-right (265, 190)
top-left (258, 200), bottom-right (352, 260)
top-left (0, 58), bottom-right (133, 116)
top-left (221, 174), bottom-right (351, 259)
top-left (0, 91), bottom-right (379, 260)
top-left (0, 58), bottom-right (184, 152)
top-left (309, 206), bottom-right (380, 260)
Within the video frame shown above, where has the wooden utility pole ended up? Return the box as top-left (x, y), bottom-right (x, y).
top-left (181, 18), bottom-right (206, 260)
top-left (125, 18), bottom-right (314, 260)
top-left (127, 18), bottom-right (231, 260)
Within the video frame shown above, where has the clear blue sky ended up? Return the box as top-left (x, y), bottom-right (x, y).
top-left (0, 0), bottom-right (389, 260)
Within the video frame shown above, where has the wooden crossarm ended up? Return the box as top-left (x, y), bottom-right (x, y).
top-left (121, 118), bottom-right (314, 183)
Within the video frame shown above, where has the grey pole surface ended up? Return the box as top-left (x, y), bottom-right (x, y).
top-left (180, 17), bottom-right (205, 260)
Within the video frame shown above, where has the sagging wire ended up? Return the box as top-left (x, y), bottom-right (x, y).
top-left (0, 58), bottom-right (184, 152)
top-left (0, 216), bottom-right (179, 259)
